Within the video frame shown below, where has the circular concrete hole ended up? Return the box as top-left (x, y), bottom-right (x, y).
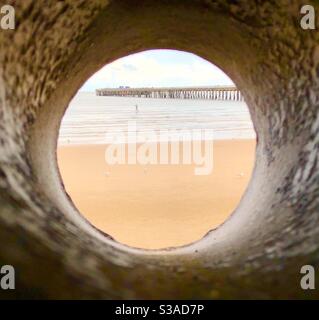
top-left (56, 49), bottom-right (256, 250)
top-left (28, 17), bottom-right (265, 259)
top-left (1, 1), bottom-right (318, 298)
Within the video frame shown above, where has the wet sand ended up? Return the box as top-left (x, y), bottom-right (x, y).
top-left (57, 139), bottom-right (255, 249)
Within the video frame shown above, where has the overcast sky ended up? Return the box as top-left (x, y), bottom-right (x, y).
top-left (80, 49), bottom-right (233, 91)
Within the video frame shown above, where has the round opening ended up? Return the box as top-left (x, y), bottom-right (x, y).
top-left (57, 49), bottom-right (256, 250)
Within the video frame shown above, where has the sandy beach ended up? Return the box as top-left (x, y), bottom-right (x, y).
top-left (57, 139), bottom-right (255, 249)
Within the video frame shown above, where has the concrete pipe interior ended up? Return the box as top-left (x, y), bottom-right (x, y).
top-left (0, 1), bottom-right (318, 299)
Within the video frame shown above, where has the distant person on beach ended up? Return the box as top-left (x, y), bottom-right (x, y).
top-left (135, 104), bottom-right (138, 113)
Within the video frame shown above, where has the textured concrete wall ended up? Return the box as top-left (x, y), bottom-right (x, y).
top-left (0, 0), bottom-right (318, 299)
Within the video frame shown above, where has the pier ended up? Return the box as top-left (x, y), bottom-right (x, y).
top-left (96, 86), bottom-right (244, 101)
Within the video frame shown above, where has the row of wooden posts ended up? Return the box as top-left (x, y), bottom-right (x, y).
top-left (96, 86), bottom-right (244, 101)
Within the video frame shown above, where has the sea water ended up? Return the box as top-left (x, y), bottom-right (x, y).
top-left (58, 92), bottom-right (255, 145)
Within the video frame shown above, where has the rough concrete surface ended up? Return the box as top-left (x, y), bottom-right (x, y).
top-left (0, 0), bottom-right (318, 299)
